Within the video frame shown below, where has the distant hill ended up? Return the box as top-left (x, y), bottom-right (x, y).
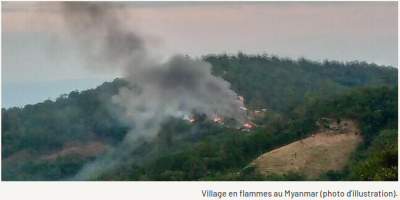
top-left (2, 78), bottom-right (113, 108)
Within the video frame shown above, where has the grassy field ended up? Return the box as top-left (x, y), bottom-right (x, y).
top-left (250, 119), bottom-right (363, 178)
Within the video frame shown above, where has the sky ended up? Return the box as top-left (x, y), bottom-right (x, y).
top-left (1, 1), bottom-right (398, 107)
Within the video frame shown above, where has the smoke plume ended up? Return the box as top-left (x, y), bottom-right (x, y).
top-left (60, 2), bottom-right (246, 180)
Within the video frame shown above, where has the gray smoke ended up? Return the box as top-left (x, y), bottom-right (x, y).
top-left (60, 2), bottom-right (246, 180)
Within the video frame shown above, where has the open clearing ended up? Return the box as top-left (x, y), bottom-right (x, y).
top-left (250, 118), bottom-right (363, 178)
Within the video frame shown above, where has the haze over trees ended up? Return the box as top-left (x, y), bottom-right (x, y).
top-left (2, 53), bottom-right (398, 181)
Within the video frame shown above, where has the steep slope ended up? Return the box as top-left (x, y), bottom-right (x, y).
top-left (250, 119), bottom-right (362, 178)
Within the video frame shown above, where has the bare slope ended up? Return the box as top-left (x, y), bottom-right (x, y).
top-left (250, 119), bottom-right (363, 178)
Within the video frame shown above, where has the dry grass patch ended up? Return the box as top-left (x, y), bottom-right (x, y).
top-left (250, 119), bottom-right (363, 178)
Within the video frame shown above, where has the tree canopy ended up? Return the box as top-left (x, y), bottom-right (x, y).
top-left (2, 53), bottom-right (397, 181)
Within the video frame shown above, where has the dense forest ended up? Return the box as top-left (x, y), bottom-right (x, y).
top-left (2, 53), bottom-right (398, 181)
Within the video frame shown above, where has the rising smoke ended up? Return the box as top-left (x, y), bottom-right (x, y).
top-left (60, 2), bottom-right (246, 180)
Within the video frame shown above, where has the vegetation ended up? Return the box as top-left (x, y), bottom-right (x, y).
top-left (2, 53), bottom-right (397, 181)
top-left (205, 53), bottom-right (397, 112)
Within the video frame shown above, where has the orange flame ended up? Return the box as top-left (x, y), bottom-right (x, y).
top-left (214, 117), bottom-right (221, 122)
top-left (244, 122), bottom-right (252, 128)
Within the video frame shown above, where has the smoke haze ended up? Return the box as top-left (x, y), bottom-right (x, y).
top-left (60, 2), bottom-right (246, 180)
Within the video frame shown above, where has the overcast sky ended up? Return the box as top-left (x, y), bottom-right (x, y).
top-left (2, 1), bottom-right (398, 83)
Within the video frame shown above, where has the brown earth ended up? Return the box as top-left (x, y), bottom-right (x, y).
top-left (250, 118), bottom-right (363, 178)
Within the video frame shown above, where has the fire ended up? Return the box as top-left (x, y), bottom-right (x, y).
top-left (214, 116), bottom-right (221, 122)
top-left (244, 122), bottom-right (252, 128)
top-left (189, 117), bottom-right (195, 123)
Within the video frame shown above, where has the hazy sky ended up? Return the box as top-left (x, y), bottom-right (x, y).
top-left (2, 1), bottom-right (398, 83)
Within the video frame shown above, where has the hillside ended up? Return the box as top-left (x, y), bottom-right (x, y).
top-left (205, 54), bottom-right (397, 112)
top-left (2, 54), bottom-right (398, 181)
top-left (251, 118), bottom-right (362, 178)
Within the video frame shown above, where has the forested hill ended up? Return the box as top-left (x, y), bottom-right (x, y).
top-left (205, 54), bottom-right (397, 112)
top-left (2, 53), bottom-right (398, 181)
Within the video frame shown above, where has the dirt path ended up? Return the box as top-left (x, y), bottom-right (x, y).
top-left (42, 141), bottom-right (108, 160)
